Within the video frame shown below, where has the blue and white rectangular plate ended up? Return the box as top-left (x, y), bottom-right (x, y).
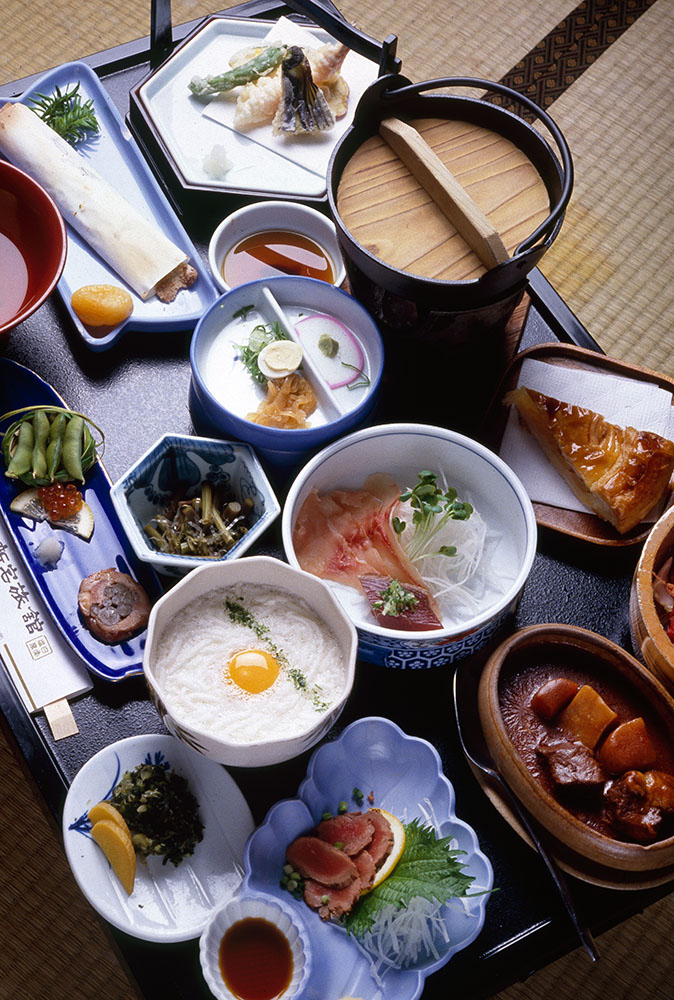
top-left (0, 359), bottom-right (162, 681)
top-left (13, 61), bottom-right (218, 352)
top-left (243, 717), bottom-right (494, 999)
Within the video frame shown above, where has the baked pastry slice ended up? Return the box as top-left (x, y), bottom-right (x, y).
top-left (505, 385), bottom-right (674, 533)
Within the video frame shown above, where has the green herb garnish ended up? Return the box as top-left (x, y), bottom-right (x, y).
top-left (372, 579), bottom-right (419, 618)
top-left (233, 304), bottom-right (255, 321)
top-left (236, 321), bottom-right (288, 384)
top-left (344, 818), bottom-right (475, 938)
top-left (394, 470), bottom-right (472, 562)
top-left (109, 762), bottom-right (204, 867)
top-left (341, 360), bottom-right (370, 391)
top-left (28, 83), bottom-right (99, 145)
top-left (225, 597), bottom-right (328, 710)
top-left (352, 787), bottom-right (364, 806)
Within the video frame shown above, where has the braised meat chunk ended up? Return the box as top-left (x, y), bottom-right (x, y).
top-left (604, 770), bottom-right (674, 842)
top-left (78, 568), bottom-right (151, 643)
top-left (537, 738), bottom-right (607, 788)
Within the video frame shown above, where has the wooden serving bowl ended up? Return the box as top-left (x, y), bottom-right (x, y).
top-left (478, 623), bottom-right (674, 872)
top-left (630, 505), bottom-right (674, 693)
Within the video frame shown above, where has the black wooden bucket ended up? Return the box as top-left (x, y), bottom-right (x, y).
top-left (327, 74), bottom-right (574, 428)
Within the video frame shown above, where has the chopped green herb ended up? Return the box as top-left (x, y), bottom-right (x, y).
top-left (236, 320), bottom-right (289, 384)
top-left (109, 762), bottom-right (203, 867)
top-left (338, 800), bottom-right (348, 814)
top-left (334, 841), bottom-right (344, 851)
top-left (233, 304), bottom-right (255, 321)
top-left (322, 811), bottom-right (333, 821)
top-left (224, 597), bottom-right (329, 710)
top-left (372, 579), bottom-right (419, 618)
top-left (29, 83), bottom-right (99, 145)
top-left (352, 787), bottom-right (364, 806)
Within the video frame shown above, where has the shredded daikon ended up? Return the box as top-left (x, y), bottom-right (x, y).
top-left (361, 897), bottom-right (451, 969)
top-left (396, 470), bottom-right (514, 626)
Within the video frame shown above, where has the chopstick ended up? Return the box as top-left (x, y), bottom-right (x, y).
top-left (378, 116), bottom-right (509, 268)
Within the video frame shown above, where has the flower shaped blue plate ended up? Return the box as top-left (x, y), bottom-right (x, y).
top-left (243, 717), bottom-right (493, 999)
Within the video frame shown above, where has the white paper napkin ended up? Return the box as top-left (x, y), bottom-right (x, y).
top-left (0, 519), bottom-right (92, 713)
top-left (202, 16), bottom-right (376, 180)
top-left (499, 358), bottom-right (674, 514)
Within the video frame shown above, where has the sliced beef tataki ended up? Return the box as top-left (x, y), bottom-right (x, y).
top-left (304, 876), bottom-right (363, 920)
top-left (286, 835), bottom-right (358, 888)
top-left (316, 812), bottom-right (374, 855)
top-left (365, 809), bottom-right (394, 868)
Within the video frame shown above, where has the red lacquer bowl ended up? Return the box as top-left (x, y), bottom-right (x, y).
top-left (0, 159), bottom-right (67, 341)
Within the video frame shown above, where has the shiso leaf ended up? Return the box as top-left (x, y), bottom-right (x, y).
top-left (344, 818), bottom-right (474, 938)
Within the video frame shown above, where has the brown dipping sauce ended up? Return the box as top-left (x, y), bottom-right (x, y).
top-left (498, 645), bottom-right (674, 840)
top-left (218, 917), bottom-right (293, 1000)
top-left (223, 230), bottom-right (335, 286)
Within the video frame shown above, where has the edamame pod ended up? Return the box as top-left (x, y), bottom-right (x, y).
top-left (31, 409), bottom-right (50, 480)
top-left (6, 420), bottom-right (34, 478)
top-left (62, 414), bottom-right (85, 482)
top-left (46, 412), bottom-right (67, 482)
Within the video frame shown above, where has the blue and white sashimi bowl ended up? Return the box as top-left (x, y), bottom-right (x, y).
top-left (282, 423), bottom-right (537, 668)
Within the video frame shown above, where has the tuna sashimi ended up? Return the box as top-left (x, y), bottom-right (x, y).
top-left (366, 809), bottom-right (394, 869)
top-left (292, 474), bottom-right (439, 620)
top-left (304, 876), bottom-right (363, 920)
top-left (359, 575), bottom-right (444, 631)
top-left (286, 835), bottom-right (358, 888)
top-left (316, 811), bottom-right (375, 855)
top-left (353, 849), bottom-right (376, 891)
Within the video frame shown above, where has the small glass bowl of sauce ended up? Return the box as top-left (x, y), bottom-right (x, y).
top-left (199, 894), bottom-right (311, 1000)
top-left (209, 200), bottom-right (346, 293)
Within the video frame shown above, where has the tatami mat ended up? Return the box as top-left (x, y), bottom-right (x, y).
top-left (536, 2), bottom-right (674, 374)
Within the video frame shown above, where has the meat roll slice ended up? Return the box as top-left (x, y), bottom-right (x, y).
top-left (78, 568), bottom-right (151, 643)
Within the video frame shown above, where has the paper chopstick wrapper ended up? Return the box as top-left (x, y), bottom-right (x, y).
top-left (0, 519), bottom-right (91, 732)
top-left (500, 359), bottom-right (674, 515)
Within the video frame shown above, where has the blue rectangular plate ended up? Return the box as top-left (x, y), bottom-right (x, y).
top-left (13, 61), bottom-right (218, 351)
top-left (0, 359), bottom-right (162, 681)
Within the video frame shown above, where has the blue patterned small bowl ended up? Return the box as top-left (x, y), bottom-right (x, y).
top-left (110, 434), bottom-right (280, 576)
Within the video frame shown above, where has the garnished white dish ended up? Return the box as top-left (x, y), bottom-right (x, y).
top-left (200, 302), bottom-right (372, 430)
top-left (151, 583), bottom-right (345, 744)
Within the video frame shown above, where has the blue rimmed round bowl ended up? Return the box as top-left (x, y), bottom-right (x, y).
top-left (282, 422), bottom-right (537, 668)
top-left (189, 276), bottom-right (384, 466)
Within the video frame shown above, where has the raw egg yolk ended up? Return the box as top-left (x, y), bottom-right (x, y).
top-left (228, 648), bottom-right (279, 694)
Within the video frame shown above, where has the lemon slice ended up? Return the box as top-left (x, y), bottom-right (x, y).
top-left (10, 487), bottom-right (94, 540)
top-left (366, 808), bottom-right (406, 892)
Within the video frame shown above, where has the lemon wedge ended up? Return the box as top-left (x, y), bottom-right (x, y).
top-left (10, 487), bottom-right (94, 540)
top-left (365, 808), bottom-right (406, 893)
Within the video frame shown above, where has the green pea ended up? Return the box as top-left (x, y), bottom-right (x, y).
top-left (46, 412), bottom-right (66, 482)
top-left (62, 414), bottom-right (85, 482)
top-left (6, 420), bottom-right (34, 478)
top-left (31, 410), bottom-right (50, 481)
